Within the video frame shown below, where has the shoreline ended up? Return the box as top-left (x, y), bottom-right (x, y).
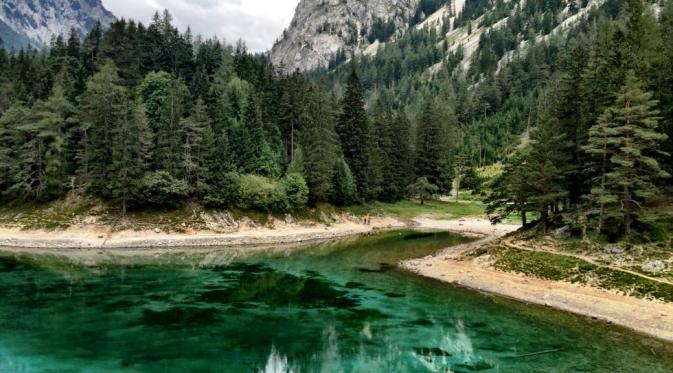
top-left (0, 216), bottom-right (406, 250)
top-left (401, 223), bottom-right (673, 343)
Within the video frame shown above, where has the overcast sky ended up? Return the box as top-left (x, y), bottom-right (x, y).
top-left (101, 0), bottom-right (300, 51)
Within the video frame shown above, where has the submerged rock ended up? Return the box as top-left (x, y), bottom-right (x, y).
top-left (413, 347), bottom-right (452, 357)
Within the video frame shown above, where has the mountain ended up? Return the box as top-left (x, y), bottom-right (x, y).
top-left (273, 0), bottom-right (604, 75)
top-left (271, 0), bottom-right (423, 73)
top-left (0, 0), bottom-right (115, 51)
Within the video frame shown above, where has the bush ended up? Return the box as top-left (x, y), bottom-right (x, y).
top-left (283, 172), bottom-right (309, 209)
top-left (203, 172), bottom-right (241, 208)
top-left (136, 171), bottom-right (190, 208)
top-left (239, 174), bottom-right (288, 211)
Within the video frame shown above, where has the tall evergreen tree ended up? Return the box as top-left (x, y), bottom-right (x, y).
top-left (525, 105), bottom-right (571, 233)
top-left (109, 98), bottom-right (149, 214)
top-left (337, 70), bottom-right (370, 197)
top-left (238, 94), bottom-right (280, 177)
top-left (415, 100), bottom-right (451, 190)
top-left (155, 78), bottom-right (189, 178)
top-left (301, 88), bottom-right (339, 203)
top-left (78, 61), bottom-right (129, 196)
top-left (583, 108), bottom-right (620, 233)
top-left (601, 76), bottom-right (670, 234)
top-left (181, 98), bottom-right (215, 190)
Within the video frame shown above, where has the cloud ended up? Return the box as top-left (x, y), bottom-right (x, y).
top-left (101, 0), bottom-right (299, 51)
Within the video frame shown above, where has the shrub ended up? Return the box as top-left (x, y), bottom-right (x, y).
top-left (239, 174), bottom-right (288, 211)
top-left (203, 172), bottom-right (241, 208)
top-left (136, 171), bottom-right (190, 208)
top-left (283, 172), bottom-right (309, 209)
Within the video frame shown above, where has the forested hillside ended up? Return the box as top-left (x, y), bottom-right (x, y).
top-left (307, 0), bottom-right (672, 238)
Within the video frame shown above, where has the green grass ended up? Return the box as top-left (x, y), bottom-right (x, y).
top-left (0, 197), bottom-right (488, 232)
top-left (486, 246), bottom-right (673, 302)
top-left (0, 200), bottom-right (93, 231)
top-left (342, 199), bottom-right (486, 220)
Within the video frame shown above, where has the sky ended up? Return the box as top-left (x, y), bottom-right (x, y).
top-left (101, 0), bottom-right (300, 51)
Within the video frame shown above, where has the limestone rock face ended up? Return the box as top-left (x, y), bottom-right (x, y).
top-left (0, 0), bottom-right (115, 50)
top-left (271, 0), bottom-right (419, 73)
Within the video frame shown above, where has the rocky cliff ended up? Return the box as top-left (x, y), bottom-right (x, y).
top-left (271, 0), bottom-right (421, 73)
top-left (0, 0), bottom-right (115, 50)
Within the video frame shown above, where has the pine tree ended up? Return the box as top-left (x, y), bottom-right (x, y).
top-left (337, 70), bottom-right (370, 197)
top-left (407, 177), bottom-right (438, 205)
top-left (602, 76), bottom-right (670, 234)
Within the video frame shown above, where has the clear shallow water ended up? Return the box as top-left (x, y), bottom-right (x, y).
top-left (1, 231), bottom-right (673, 372)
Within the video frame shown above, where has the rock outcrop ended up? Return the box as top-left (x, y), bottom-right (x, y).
top-left (0, 0), bottom-right (115, 50)
top-left (270, 0), bottom-right (420, 73)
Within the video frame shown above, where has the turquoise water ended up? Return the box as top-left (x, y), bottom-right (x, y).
top-left (1, 231), bottom-right (672, 372)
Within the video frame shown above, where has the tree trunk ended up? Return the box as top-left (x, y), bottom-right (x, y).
top-left (522, 211), bottom-right (527, 227)
top-left (541, 209), bottom-right (548, 234)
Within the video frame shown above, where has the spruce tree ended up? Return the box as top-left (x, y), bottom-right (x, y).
top-left (526, 109), bottom-right (571, 233)
top-left (109, 98), bottom-right (149, 214)
top-left (415, 100), bottom-right (451, 190)
top-left (602, 76), bottom-right (670, 234)
top-left (78, 61), bottom-right (129, 197)
top-left (337, 70), bottom-right (370, 197)
top-left (301, 88), bottom-right (339, 203)
top-left (331, 157), bottom-right (357, 206)
top-left (583, 109), bottom-right (620, 234)
top-left (155, 78), bottom-right (189, 178)
top-left (181, 98), bottom-right (213, 189)
top-left (238, 94), bottom-right (280, 177)
top-left (0, 105), bottom-right (29, 200)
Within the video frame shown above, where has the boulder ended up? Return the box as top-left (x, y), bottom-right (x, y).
top-left (553, 226), bottom-right (571, 239)
top-left (642, 260), bottom-right (667, 274)
top-left (603, 244), bottom-right (625, 254)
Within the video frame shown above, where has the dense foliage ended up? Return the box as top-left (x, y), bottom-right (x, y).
top-left (0, 11), bottom-right (448, 213)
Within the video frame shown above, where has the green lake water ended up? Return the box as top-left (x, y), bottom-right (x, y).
top-left (1, 231), bottom-right (673, 372)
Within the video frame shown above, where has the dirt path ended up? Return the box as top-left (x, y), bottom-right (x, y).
top-left (503, 239), bottom-right (673, 286)
top-left (401, 220), bottom-right (673, 343)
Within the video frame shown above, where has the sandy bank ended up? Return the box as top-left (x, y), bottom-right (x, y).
top-left (0, 216), bottom-right (405, 250)
top-left (401, 220), bottom-right (673, 343)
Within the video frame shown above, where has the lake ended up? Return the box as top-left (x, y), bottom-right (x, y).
top-left (1, 231), bottom-right (672, 372)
